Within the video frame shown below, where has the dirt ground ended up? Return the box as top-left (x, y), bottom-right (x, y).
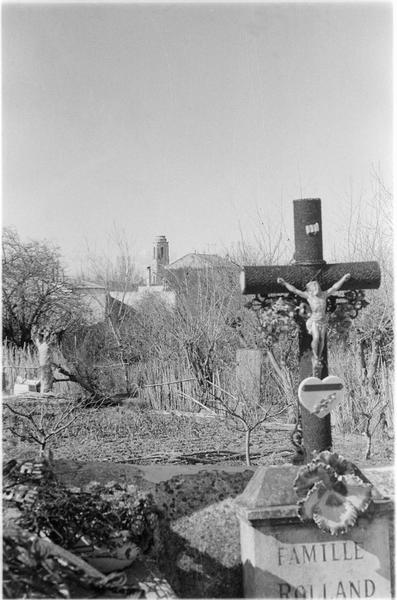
top-left (4, 406), bottom-right (393, 470)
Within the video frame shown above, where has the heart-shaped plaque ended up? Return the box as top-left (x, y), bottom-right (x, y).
top-left (298, 376), bottom-right (344, 418)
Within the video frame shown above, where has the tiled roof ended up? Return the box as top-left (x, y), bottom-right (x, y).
top-left (167, 253), bottom-right (235, 270)
top-left (73, 280), bottom-right (106, 290)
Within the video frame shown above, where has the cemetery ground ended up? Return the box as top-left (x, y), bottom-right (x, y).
top-left (3, 391), bottom-right (394, 598)
top-left (3, 398), bottom-right (394, 468)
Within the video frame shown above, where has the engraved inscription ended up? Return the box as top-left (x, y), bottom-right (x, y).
top-left (277, 541), bottom-right (364, 566)
top-left (268, 539), bottom-right (386, 598)
top-left (279, 579), bottom-right (375, 598)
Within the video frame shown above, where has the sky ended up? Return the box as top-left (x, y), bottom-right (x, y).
top-left (2, 1), bottom-right (393, 277)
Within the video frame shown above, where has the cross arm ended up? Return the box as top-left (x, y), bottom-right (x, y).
top-left (325, 273), bottom-right (351, 296)
top-left (240, 261), bottom-right (380, 296)
top-left (277, 277), bottom-right (308, 299)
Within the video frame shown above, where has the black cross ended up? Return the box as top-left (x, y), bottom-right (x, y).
top-left (240, 198), bottom-right (380, 460)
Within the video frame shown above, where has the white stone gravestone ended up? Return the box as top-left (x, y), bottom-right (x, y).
top-left (235, 349), bottom-right (262, 416)
top-left (235, 465), bottom-right (394, 599)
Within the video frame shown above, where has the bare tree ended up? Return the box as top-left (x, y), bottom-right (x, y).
top-left (2, 228), bottom-right (87, 347)
top-left (207, 378), bottom-right (286, 466)
top-left (169, 266), bottom-right (241, 402)
top-left (5, 401), bottom-right (80, 456)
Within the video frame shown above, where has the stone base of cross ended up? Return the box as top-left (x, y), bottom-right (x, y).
top-left (240, 198), bottom-right (380, 462)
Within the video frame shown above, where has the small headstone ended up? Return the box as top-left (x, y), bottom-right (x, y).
top-left (236, 349), bottom-right (262, 403)
top-left (13, 379), bottom-right (40, 395)
top-left (13, 383), bottom-right (30, 395)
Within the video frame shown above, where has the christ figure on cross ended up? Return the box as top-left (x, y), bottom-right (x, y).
top-left (277, 273), bottom-right (351, 362)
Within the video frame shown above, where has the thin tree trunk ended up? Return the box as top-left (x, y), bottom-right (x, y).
top-left (363, 414), bottom-right (372, 460)
top-left (34, 332), bottom-right (54, 393)
top-left (53, 364), bottom-right (105, 401)
top-left (367, 338), bottom-right (380, 390)
top-left (245, 427), bottom-right (252, 467)
top-left (365, 436), bottom-right (372, 460)
top-left (359, 339), bottom-right (367, 384)
top-left (122, 358), bottom-right (131, 395)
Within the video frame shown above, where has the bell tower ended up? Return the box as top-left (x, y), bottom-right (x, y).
top-left (151, 235), bottom-right (169, 284)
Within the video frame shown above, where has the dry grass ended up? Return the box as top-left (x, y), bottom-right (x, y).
top-left (3, 341), bottom-right (393, 466)
top-left (329, 347), bottom-right (393, 435)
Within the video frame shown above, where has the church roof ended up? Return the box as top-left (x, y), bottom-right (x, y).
top-left (167, 253), bottom-right (235, 270)
top-left (73, 280), bottom-right (106, 291)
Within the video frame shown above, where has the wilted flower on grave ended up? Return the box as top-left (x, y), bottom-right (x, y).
top-left (294, 451), bottom-right (373, 536)
top-left (293, 460), bottom-right (337, 499)
top-left (315, 450), bottom-right (355, 476)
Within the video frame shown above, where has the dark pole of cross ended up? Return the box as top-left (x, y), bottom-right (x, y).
top-left (240, 198), bottom-right (381, 461)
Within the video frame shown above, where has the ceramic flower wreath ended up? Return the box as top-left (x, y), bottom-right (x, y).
top-left (293, 451), bottom-right (373, 536)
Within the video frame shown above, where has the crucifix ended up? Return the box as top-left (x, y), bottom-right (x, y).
top-left (240, 198), bottom-right (381, 461)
